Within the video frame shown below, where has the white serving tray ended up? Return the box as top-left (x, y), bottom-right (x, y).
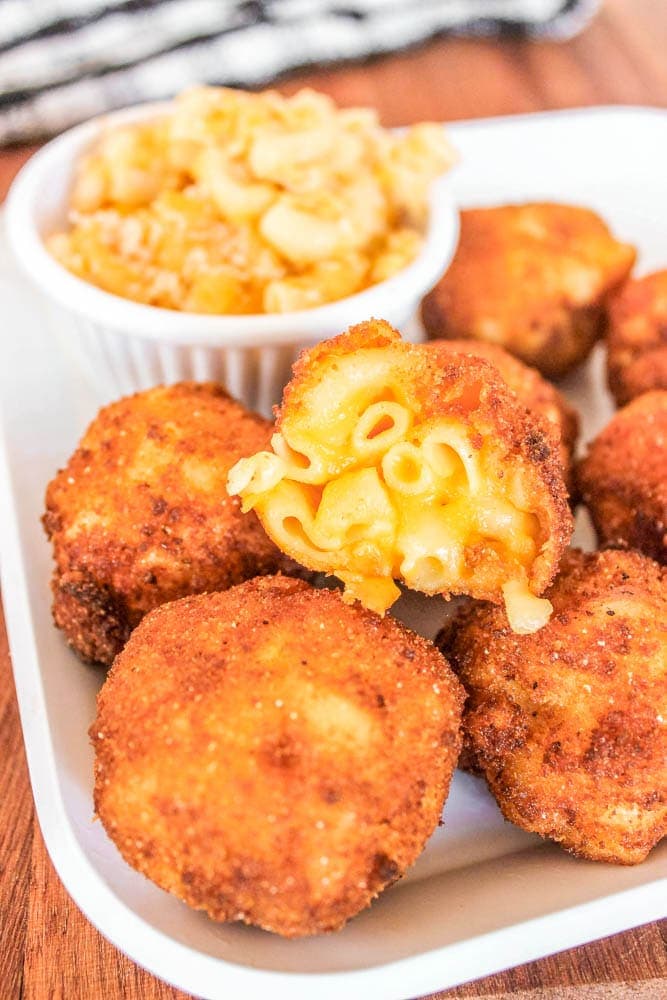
top-left (1, 107), bottom-right (666, 1000)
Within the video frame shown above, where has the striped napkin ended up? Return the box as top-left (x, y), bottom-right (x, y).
top-left (0, 0), bottom-right (599, 145)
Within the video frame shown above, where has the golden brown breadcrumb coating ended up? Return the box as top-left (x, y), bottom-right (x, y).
top-left (425, 339), bottom-right (579, 491)
top-left (91, 575), bottom-right (464, 937)
top-left (421, 203), bottom-right (636, 378)
top-left (576, 391), bottom-right (667, 564)
top-left (228, 320), bottom-right (572, 631)
top-left (439, 549), bottom-right (667, 864)
top-left (607, 270), bottom-right (667, 406)
top-left (44, 382), bottom-right (301, 665)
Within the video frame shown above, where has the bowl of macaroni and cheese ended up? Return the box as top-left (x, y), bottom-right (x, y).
top-left (5, 87), bottom-right (458, 413)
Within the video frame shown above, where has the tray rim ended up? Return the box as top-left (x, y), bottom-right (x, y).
top-left (1, 104), bottom-right (666, 999)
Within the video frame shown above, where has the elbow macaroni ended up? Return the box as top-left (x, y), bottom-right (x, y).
top-left (228, 340), bottom-right (554, 632)
top-left (48, 87), bottom-right (455, 313)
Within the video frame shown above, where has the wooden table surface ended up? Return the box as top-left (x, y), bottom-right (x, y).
top-left (1, 1), bottom-right (666, 997)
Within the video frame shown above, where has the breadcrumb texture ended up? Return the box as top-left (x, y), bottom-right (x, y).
top-left (44, 382), bottom-right (300, 665)
top-left (440, 549), bottom-right (667, 864)
top-left (607, 270), bottom-right (667, 406)
top-left (91, 576), bottom-right (464, 936)
top-left (425, 339), bottom-right (579, 492)
top-left (421, 203), bottom-right (636, 378)
top-left (576, 391), bottom-right (667, 565)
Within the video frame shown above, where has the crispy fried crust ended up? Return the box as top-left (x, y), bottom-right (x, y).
top-left (275, 319), bottom-right (571, 604)
top-left (439, 549), bottom-right (667, 864)
top-left (91, 576), bottom-right (464, 937)
top-left (607, 270), bottom-right (667, 406)
top-left (44, 382), bottom-right (302, 665)
top-left (421, 204), bottom-right (636, 378)
top-left (425, 339), bottom-right (579, 492)
top-left (576, 391), bottom-right (667, 564)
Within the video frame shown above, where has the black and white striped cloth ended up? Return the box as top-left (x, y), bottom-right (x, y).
top-left (0, 0), bottom-right (599, 146)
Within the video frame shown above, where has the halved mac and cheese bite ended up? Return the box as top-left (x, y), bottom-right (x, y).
top-left (228, 321), bottom-right (572, 632)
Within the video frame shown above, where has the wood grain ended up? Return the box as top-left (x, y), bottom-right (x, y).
top-left (1, 0), bottom-right (666, 996)
top-left (23, 822), bottom-right (184, 1000)
top-left (0, 601), bottom-right (33, 999)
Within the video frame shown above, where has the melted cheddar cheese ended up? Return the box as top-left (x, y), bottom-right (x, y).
top-left (227, 344), bottom-right (553, 632)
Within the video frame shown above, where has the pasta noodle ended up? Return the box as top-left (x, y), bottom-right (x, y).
top-left (228, 321), bottom-right (571, 632)
top-left (381, 442), bottom-right (434, 496)
top-left (48, 87), bottom-right (455, 314)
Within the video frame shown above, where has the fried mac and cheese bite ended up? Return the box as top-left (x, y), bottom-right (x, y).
top-left (576, 391), bottom-right (667, 565)
top-left (48, 86), bottom-right (454, 314)
top-left (425, 339), bottom-right (579, 490)
top-left (440, 549), bottom-right (667, 864)
top-left (421, 203), bottom-right (636, 378)
top-left (228, 321), bottom-right (572, 633)
top-left (44, 382), bottom-right (300, 665)
top-left (607, 270), bottom-right (667, 406)
top-left (91, 576), bottom-right (464, 937)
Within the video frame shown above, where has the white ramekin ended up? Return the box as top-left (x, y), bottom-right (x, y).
top-left (5, 102), bottom-right (459, 415)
